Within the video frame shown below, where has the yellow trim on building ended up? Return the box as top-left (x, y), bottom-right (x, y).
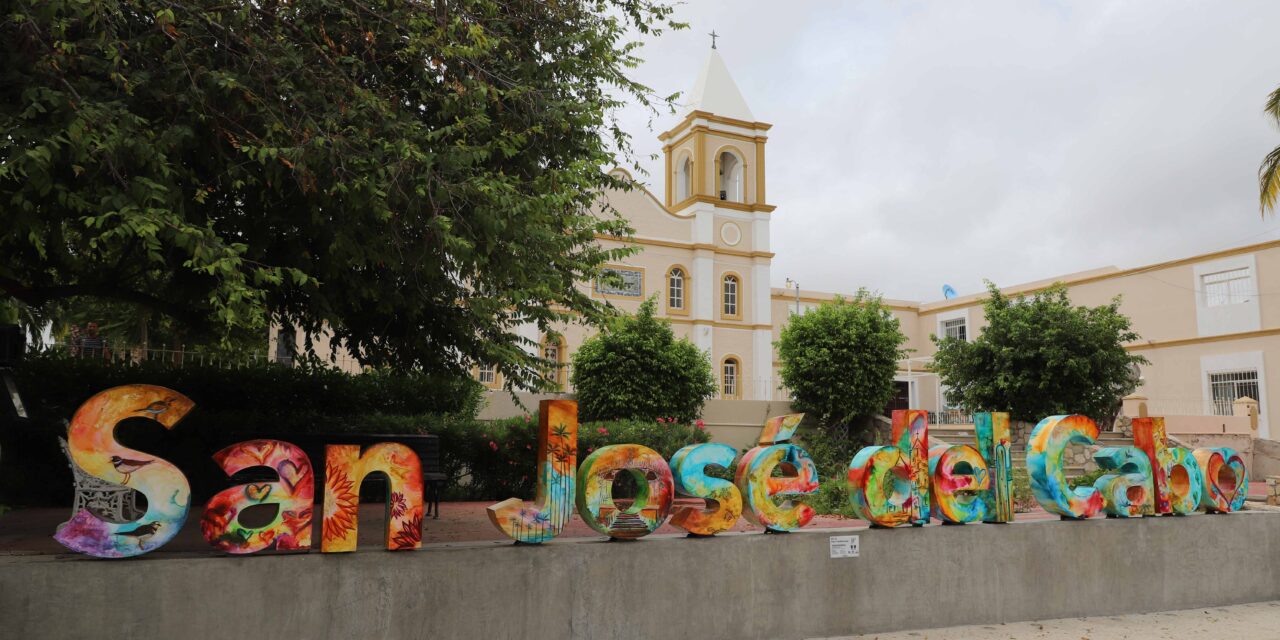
top-left (658, 110), bottom-right (773, 141)
top-left (919, 238), bottom-right (1280, 315)
top-left (595, 234), bottom-right (775, 259)
top-left (1124, 327), bottom-right (1280, 351)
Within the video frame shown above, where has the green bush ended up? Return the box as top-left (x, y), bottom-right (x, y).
top-left (1, 354), bottom-right (482, 505)
top-left (1, 354), bottom-right (717, 505)
top-left (1068, 467), bottom-right (1108, 490)
top-left (570, 298), bottom-right (716, 423)
top-left (449, 414), bottom-right (712, 501)
top-left (1013, 466), bottom-right (1039, 513)
top-left (931, 282), bottom-right (1146, 423)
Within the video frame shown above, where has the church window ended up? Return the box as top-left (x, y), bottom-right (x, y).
top-left (722, 274), bottom-right (740, 319)
top-left (722, 358), bottom-right (740, 399)
top-left (667, 267), bottom-right (687, 313)
top-left (678, 156), bottom-right (693, 201)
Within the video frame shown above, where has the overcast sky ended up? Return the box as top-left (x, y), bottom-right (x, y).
top-left (613, 0), bottom-right (1280, 302)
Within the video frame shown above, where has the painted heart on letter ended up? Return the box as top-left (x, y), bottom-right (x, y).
top-left (243, 440), bottom-right (277, 465)
top-left (1194, 448), bottom-right (1249, 513)
top-left (246, 483), bottom-right (273, 502)
top-left (277, 459), bottom-right (308, 493)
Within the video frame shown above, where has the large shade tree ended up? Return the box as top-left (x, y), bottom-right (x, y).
top-left (1, 0), bottom-right (683, 388)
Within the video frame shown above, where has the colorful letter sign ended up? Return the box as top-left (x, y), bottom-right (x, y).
top-left (849, 409), bottom-right (929, 527)
top-left (1026, 415), bottom-right (1103, 519)
top-left (53, 385), bottom-right (195, 558)
top-left (735, 414), bottom-right (819, 532)
top-left (575, 445), bottom-right (674, 539)
top-left (487, 400), bottom-right (578, 543)
top-left (927, 443), bottom-right (988, 524)
top-left (201, 439), bottom-right (314, 554)
top-left (669, 442), bottom-right (742, 536)
top-left (1132, 417), bottom-right (1203, 515)
top-left (974, 412), bottom-right (1014, 523)
top-left (1194, 447), bottom-right (1249, 513)
top-left (322, 443), bottom-right (424, 552)
top-left (1092, 446), bottom-right (1154, 518)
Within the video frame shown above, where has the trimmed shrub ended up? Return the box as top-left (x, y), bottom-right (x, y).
top-left (570, 298), bottom-right (716, 423)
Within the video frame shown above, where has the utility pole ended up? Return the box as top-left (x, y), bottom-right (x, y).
top-left (785, 278), bottom-right (800, 316)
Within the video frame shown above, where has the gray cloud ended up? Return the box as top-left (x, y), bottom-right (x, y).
top-left (614, 0), bottom-right (1280, 302)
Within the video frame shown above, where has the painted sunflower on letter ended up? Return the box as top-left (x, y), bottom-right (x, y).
top-left (323, 469), bottom-right (359, 543)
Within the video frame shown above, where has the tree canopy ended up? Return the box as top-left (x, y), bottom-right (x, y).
top-left (1, 0), bottom-right (683, 388)
top-left (570, 298), bottom-right (716, 423)
top-left (777, 291), bottom-right (907, 429)
top-left (930, 282), bottom-right (1146, 423)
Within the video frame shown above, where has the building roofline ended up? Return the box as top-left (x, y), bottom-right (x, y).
top-left (773, 237), bottom-right (1280, 315)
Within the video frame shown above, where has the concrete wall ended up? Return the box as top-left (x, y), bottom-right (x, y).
top-left (4, 513), bottom-right (1280, 639)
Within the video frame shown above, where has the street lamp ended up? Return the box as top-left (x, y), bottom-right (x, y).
top-left (784, 278), bottom-right (800, 316)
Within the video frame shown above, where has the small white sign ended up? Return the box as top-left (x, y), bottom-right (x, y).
top-left (828, 535), bottom-right (860, 559)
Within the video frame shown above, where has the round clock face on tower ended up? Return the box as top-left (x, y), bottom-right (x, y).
top-left (720, 222), bottom-right (742, 247)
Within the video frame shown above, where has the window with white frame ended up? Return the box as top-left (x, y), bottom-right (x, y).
top-left (1203, 268), bottom-right (1253, 307)
top-left (1209, 370), bottom-right (1260, 416)
top-left (477, 365), bottom-right (497, 386)
top-left (722, 358), bottom-right (739, 398)
top-left (941, 317), bottom-right (967, 341)
top-left (668, 267), bottom-right (685, 311)
top-left (722, 275), bottom-right (739, 318)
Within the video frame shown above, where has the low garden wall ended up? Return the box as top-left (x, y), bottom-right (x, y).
top-left (3, 512), bottom-right (1279, 639)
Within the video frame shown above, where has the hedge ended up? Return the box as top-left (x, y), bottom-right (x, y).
top-left (0, 355), bottom-right (711, 505)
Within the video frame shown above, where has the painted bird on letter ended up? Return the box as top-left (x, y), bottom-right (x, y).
top-left (137, 400), bottom-right (171, 420)
top-left (114, 521), bottom-right (161, 545)
top-left (110, 455), bottom-right (153, 484)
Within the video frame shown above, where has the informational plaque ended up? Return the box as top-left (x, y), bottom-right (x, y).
top-left (828, 535), bottom-right (859, 558)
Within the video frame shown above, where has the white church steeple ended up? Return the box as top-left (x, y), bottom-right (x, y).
top-left (659, 47), bottom-right (773, 213)
top-left (684, 48), bottom-right (755, 123)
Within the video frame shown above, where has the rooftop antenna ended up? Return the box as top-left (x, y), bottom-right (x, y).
top-left (942, 284), bottom-right (958, 300)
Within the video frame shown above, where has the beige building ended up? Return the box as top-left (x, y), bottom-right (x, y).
top-left (541, 49), bottom-right (1279, 440)
top-left (275, 48), bottom-right (1277, 443)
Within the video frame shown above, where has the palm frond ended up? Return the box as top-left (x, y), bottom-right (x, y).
top-left (1261, 145), bottom-right (1280, 216)
top-left (1266, 86), bottom-right (1280, 125)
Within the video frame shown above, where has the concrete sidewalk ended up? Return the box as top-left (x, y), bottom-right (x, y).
top-left (822, 601), bottom-right (1280, 639)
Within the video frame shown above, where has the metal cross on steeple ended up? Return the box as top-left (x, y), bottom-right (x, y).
top-left (709, 30), bottom-right (719, 49)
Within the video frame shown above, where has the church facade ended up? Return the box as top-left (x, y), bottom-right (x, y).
top-left (509, 48), bottom-right (1279, 440)
top-left (488, 48), bottom-right (782, 402)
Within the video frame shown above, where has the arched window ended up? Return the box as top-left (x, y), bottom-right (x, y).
top-left (667, 267), bottom-right (687, 314)
top-left (718, 151), bottom-right (743, 202)
top-left (722, 273), bottom-right (740, 319)
top-left (678, 156), bottom-right (692, 202)
top-left (542, 336), bottom-right (566, 389)
top-left (722, 358), bottom-right (740, 399)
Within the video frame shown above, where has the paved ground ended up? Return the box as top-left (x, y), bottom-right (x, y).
top-left (821, 601), bottom-right (1280, 639)
top-left (0, 500), bottom-right (1065, 555)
